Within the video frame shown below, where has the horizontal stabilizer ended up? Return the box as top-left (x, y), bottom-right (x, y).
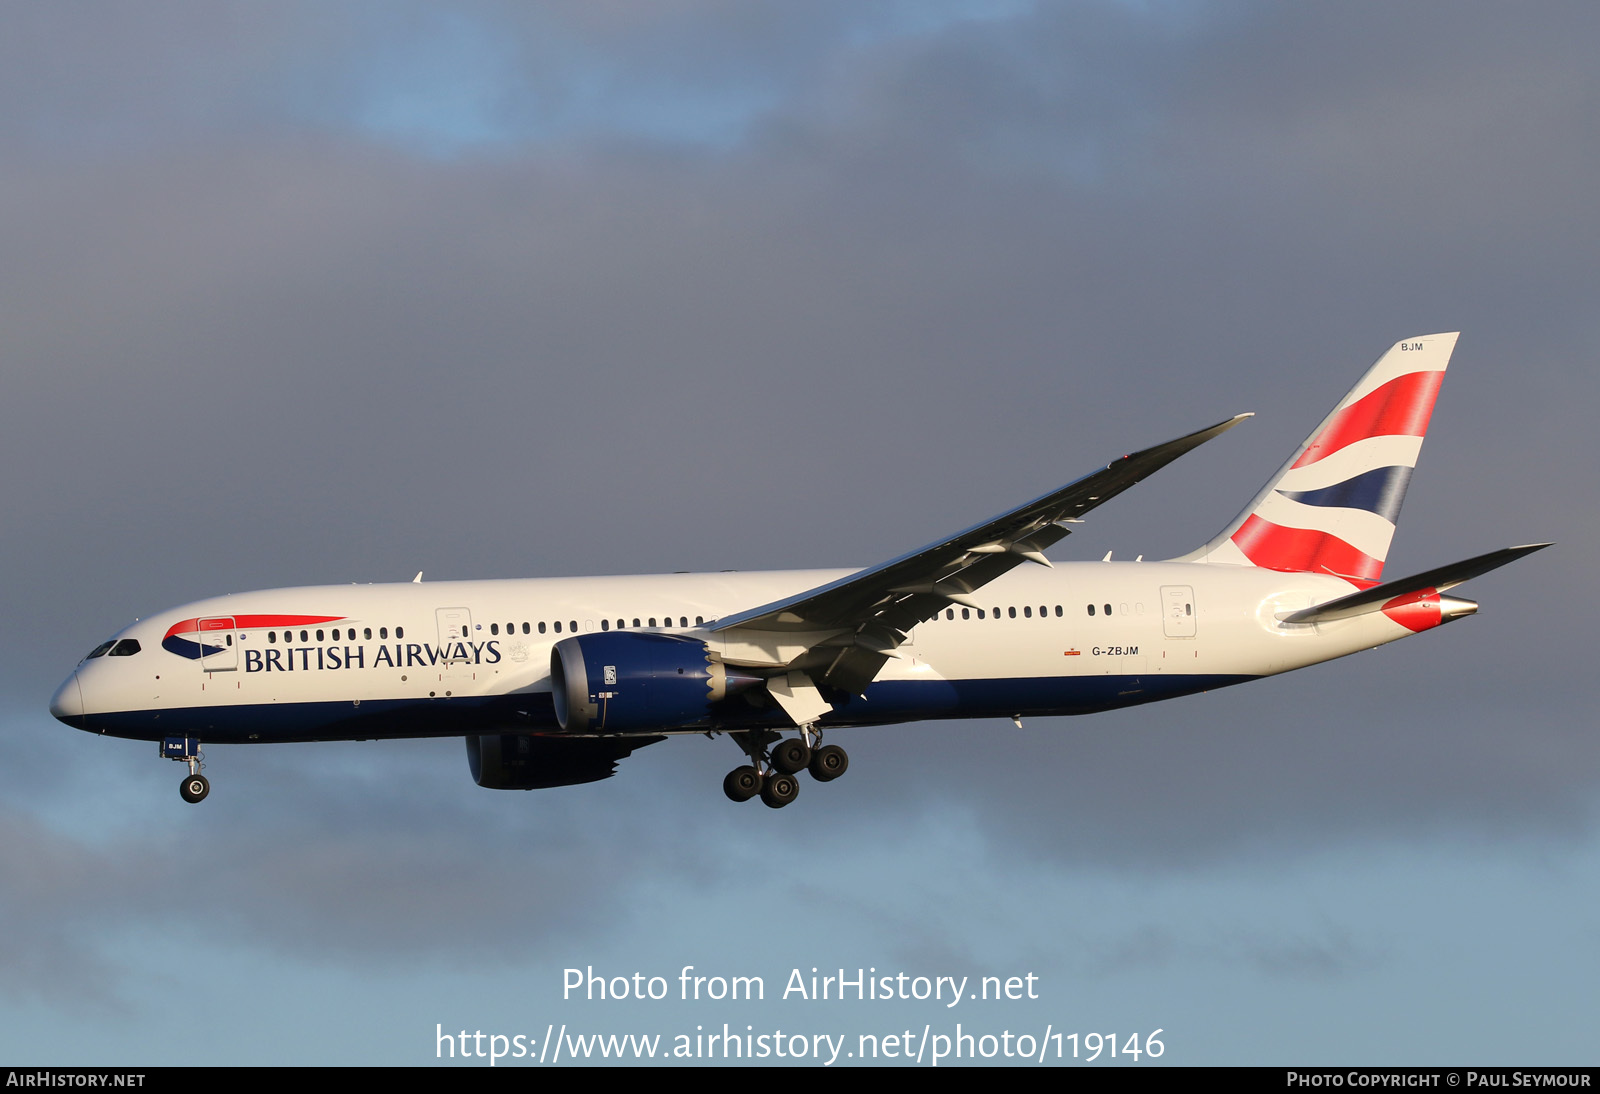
top-left (1280, 543), bottom-right (1550, 625)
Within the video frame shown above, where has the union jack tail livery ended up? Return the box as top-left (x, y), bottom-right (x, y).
top-left (1183, 332), bottom-right (1458, 588)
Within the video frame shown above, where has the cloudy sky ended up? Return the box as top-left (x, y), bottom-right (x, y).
top-left (2, 1), bottom-right (1595, 1066)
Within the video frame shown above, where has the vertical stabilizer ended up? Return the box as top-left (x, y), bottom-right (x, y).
top-left (1181, 333), bottom-right (1458, 588)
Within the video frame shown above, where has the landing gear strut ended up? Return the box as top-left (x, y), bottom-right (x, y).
top-left (163, 737), bottom-right (209, 804)
top-left (721, 726), bottom-right (848, 809)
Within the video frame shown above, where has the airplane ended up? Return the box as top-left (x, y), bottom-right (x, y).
top-left (50, 333), bottom-right (1547, 808)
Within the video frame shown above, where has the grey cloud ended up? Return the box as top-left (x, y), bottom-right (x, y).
top-left (0, 732), bottom-right (767, 1007)
top-left (1, 4), bottom-right (1596, 1001)
top-left (1240, 923), bottom-right (1383, 982)
top-left (0, 807), bottom-right (135, 1008)
top-left (1076, 920), bottom-right (1384, 982)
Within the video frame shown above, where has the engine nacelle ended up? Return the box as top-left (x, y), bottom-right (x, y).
top-left (550, 632), bottom-right (758, 733)
top-left (466, 733), bottom-right (663, 789)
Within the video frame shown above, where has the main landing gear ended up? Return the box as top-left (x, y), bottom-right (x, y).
top-left (722, 726), bottom-right (849, 810)
top-left (163, 736), bottom-right (209, 804)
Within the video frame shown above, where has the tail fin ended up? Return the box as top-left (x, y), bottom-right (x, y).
top-left (1182, 332), bottom-right (1459, 588)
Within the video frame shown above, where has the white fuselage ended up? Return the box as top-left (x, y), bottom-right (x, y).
top-left (54, 561), bottom-right (1421, 745)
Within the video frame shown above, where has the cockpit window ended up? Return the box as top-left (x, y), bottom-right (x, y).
top-left (83, 640), bottom-right (116, 661)
top-left (108, 639), bottom-right (141, 657)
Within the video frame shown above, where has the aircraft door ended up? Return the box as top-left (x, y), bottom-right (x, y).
top-left (198, 616), bottom-right (237, 671)
top-left (1161, 586), bottom-right (1196, 638)
top-left (436, 607), bottom-right (474, 665)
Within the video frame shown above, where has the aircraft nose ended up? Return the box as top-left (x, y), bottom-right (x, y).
top-left (50, 672), bottom-right (84, 727)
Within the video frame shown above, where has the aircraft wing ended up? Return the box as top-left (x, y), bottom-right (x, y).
top-left (711, 414), bottom-right (1250, 697)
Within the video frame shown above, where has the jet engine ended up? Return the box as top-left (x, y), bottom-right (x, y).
top-left (549, 632), bottom-right (761, 733)
top-left (466, 733), bottom-right (664, 789)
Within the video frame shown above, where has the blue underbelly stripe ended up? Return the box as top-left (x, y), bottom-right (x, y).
top-left (81, 673), bottom-right (1255, 743)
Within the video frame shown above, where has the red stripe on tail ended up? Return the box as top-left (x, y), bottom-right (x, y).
top-left (1230, 514), bottom-right (1383, 587)
top-left (1291, 370), bottom-right (1445, 468)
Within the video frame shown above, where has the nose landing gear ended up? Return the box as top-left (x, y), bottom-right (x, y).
top-left (163, 737), bottom-right (209, 804)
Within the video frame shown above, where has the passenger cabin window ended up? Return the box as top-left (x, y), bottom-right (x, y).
top-left (539, 622), bottom-right (547, 634)
top-left (1087, 605), bottom-right (1095, 616)
top-left (554, 621), bottom-right (562, 633)
top-left (364, 628), bottom-right (372, 640)
top-left (396, 627), bottom-right (404, 639)
top-left (379, 628), bottom-right (388, 639)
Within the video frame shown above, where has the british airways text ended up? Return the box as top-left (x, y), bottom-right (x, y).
top-left (243, 641), bottom-right (502, 672)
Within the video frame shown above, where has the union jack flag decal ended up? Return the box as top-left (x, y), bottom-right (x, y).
top-left (1185, 333), bottom-right (1458, 588)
